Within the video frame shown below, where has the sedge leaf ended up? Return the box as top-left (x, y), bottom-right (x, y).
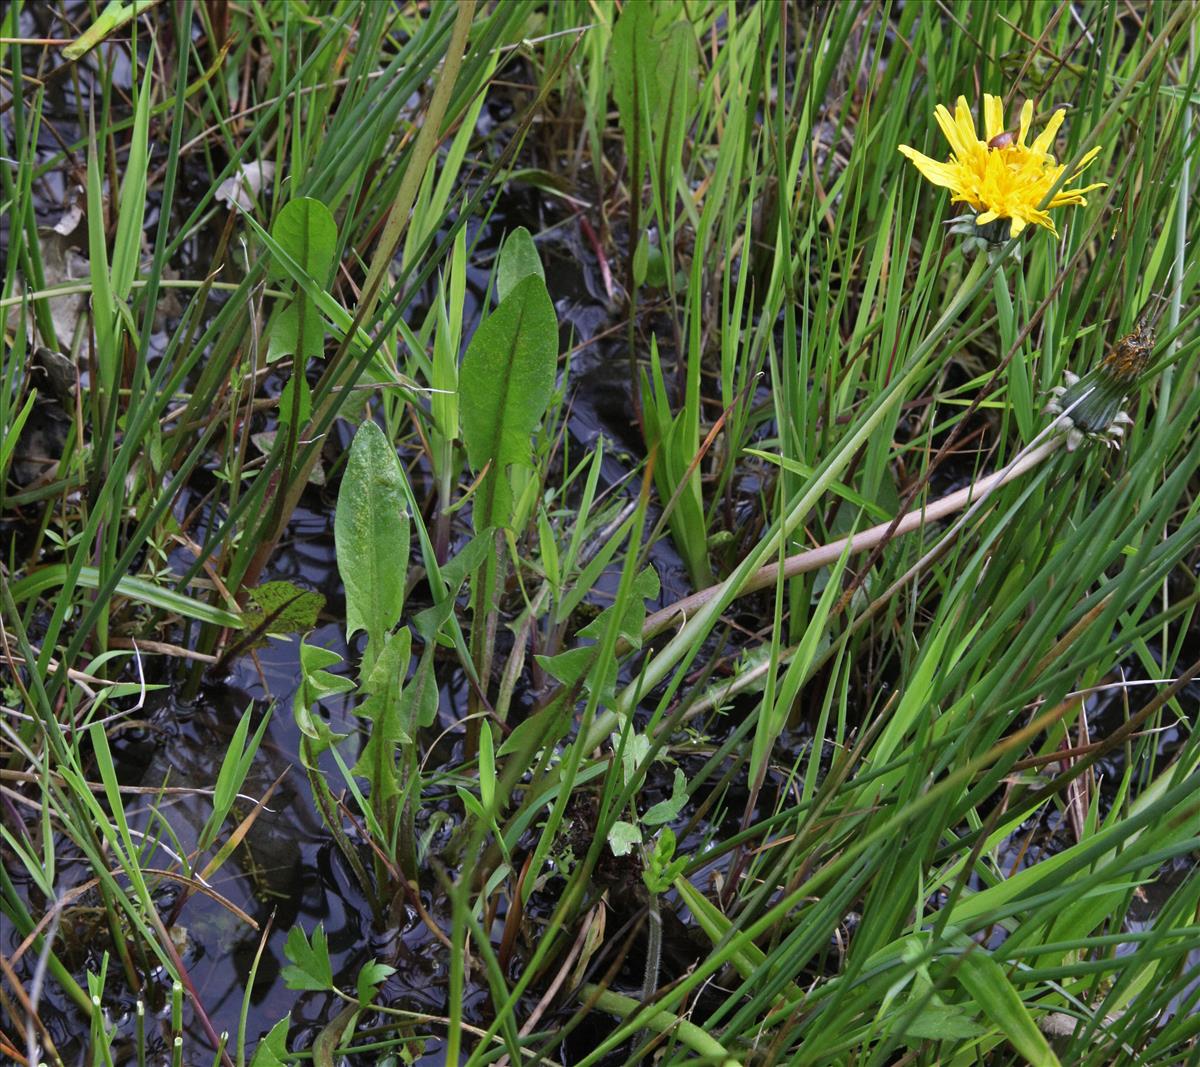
top-left (951, 951), bottom-right (1062, 1066)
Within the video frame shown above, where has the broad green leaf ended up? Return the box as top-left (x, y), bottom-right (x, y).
top-left (611, 6), bottom-right (694, 213)
top-left (267, 197), bottom-right (337, 363)
top-left (950, 952), bottom-right (1061, 1067)
top-left (644, 241), bottom-right (669, 288)
top-left (536, 646), bottom-right (616, 702)
top-left (281, 924), bottom-right (333, 991)
top-left (578, 564), bottom-right (660, 648)
top-left (350, 628), bottom-right (413, 803)
top-left (459, 273), bottom-right (558, 529)
top-left (536, 647), bottom-right (593, 687)
top-left (609, 1), bottom-right (657, 172)
top-left (242, 580), bottom-right (325, 635)
top-left (632, 231), bottom-right (649, 287)
top-left (412, 532), bottom-right (491, 643)
top-left (652, 21), bottom-right (695, 211)
top-left (900, 1004), bottom-right (987, 1041)
top-left (269, 196), bottom-right (337, 283)
top-left (277, 370), bottom-right (312, 426)
top-left (496, 701), bottom-right (569, 758)
top-left (313, 1004), bottom-right (358, 1067)
top-left (405, 645), bottom-right (441, 730)
top-left (456, 786), bottom-right (486, 821)
top-left (238, 212), bottom-right (416, 391)
top-left (496, 226), bottom-right (544, 303)
top-left (616, 731), bottom-right (653, 786)
top-left (294, 701), bottom-right (348, 756)
top-left (479, 720), bottom-right (496, 812)
top-left (439, 530), bottom-right (494, 593)
top-left (269, 307), bottom-right (322, 365)
top-left (335, 421), bottom-right (410, 668)
top-left (299, 643), bottom-right (344, 675)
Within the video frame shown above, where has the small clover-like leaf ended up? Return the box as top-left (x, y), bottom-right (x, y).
top-left (249, 1014), bottom-right (291, 1067)
top-left (356, 961), bottom-right (397, 1007)
top-left (281, 924), bottom-right (333, 991)
top-left (607, 821), bottom-right (642, 857)
top-left (643, 826), bottom-right (689, 894)
top-left (643, 767), bottom-right (688, 826)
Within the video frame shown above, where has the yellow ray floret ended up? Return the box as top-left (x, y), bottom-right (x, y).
top-left (898, 93), bottom-right (1106, 238)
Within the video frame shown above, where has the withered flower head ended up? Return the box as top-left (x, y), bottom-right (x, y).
top-left (1045, 319), bottom-right (1154, 450)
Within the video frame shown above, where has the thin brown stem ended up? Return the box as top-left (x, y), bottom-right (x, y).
top-left (639, 433), bottom-right (1065, 647)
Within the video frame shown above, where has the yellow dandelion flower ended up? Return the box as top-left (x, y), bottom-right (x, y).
top-left (898, 94), bottom-right (1106, 238)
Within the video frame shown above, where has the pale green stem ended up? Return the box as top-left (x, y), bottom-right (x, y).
top-left (1161, 18), bottom-right (1193, 422)
top-left (579, 985), bottom-right (743, 1067)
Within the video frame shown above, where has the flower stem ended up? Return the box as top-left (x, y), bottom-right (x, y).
top-left (639, 430), bottom-right (1065, 646)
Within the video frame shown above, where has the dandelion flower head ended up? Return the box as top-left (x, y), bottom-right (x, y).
top-left (898, 94), bottom-right (1105, 238)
